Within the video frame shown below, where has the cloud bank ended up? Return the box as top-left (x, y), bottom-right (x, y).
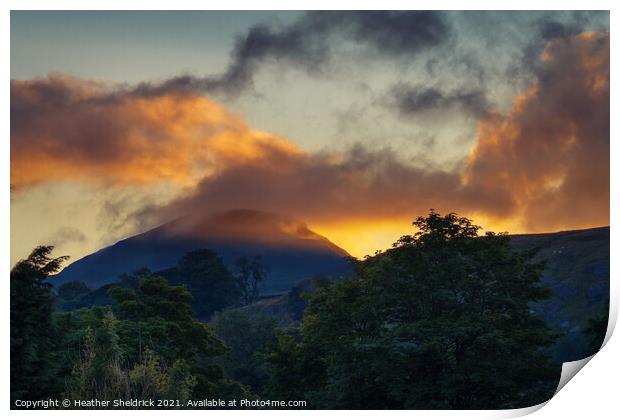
top-left (11, 32), bottom-right (609, 238)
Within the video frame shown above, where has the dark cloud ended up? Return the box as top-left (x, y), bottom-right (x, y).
top-left (389, 84), bottom-right (489, 117)
top-left (130, 21), bottom-right (329, 98)
top-left (311, 11), bottom-right (450, 57)
top-left (131, 11), bottom-right (451, 97)
top-left (511, 11), bottom-right (608, 80)
top-left (538, 19), bottom-right (584, 40)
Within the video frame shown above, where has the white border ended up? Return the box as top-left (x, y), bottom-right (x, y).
top-left (2, 2), bottom-right (617, 419)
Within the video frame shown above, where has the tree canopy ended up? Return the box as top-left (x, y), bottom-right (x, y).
top-left (265, 211), bottom-right (560, 409)
top-left (157, 249), bottom-right (240, 319)
top-left (11, 246), bottom-right (67, 404)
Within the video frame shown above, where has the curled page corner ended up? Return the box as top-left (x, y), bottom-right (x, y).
top-left (553, 295), bottom-right (619, 397)
top-left (601, 303), bottom-right (617, 348)
top-left (522, 305), bottom-right (616, 415)
top-left (498, 400), bottom-right (549, 418)
top-left (554, 355), bottom-right (595, 396)
top-left (550, 290), bottom-right (618, 398)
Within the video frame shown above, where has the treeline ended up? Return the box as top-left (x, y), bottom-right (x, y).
top-left (11, 248), bottom-right (253, 406)
top-left (10, 211), bottom-right (607, 409)
top-left (55, 250), bottom-right (267, 320)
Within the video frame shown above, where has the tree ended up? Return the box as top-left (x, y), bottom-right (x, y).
top-left (57, 268), bottom-right (150, 310)
top-left (68, 309), bottom-right (129, 400)
top-left (264, 329), bottom-right (324, 403)
top-left (127, 350), bottom-right (196, 401)
top-left (234, 256), bottom-right (269, 306)
top-left (56, 281), bottom-right (91, 311)
top-left (56, 279), bottom-right (249, 404)
top-left (212, 308), bottom-right (278, 393)
top-left (159, 250), bottom-right (239, 319)
top-left (11, 246), bottom-right (68, 405)
top-left (108, 276), bottom-right (239, 397)
top-left (266, 210), bottom-right (560, 409)
top-left (60, 306), bottom-right (198, 403)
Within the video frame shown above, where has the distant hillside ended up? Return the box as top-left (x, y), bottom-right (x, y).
top-left (51, 210), bottom-right (351, 295)
top-left (511, 226), bottom-right (609, 361)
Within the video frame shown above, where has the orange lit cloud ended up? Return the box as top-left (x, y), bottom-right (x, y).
top-left (462, 32), bottom-right (609, 232)
top-left (11, 74), bottom-right (300, 189)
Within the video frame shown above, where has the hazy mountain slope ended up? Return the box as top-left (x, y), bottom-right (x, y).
top-left (51, 210), bottom-right (351, 295)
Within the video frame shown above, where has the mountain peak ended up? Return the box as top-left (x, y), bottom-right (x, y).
top-left (160, 209), bottom-right (347, 255)
top-left (52, 208), bottom-right (351, 292)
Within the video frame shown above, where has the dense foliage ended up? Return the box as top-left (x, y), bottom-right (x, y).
top-left (11, 246), bottom-right (68, 403)
top-left (212, 308), bottom-right (278, 394)
top-left (265, 211), bottom-right (561, 409)
top-left (157, 250), bottom-right (240, 319)
top-left (11, 248), bottom-right (253, 408)
top-left (57, 250), bottom-right (269, 320)
top-left (234, 256), bottom-right (269, 306)
top-left (12, 211), bottom-right (601, 409)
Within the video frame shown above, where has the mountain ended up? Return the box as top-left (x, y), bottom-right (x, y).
top-left (51, 209), bottom-right (351, 295)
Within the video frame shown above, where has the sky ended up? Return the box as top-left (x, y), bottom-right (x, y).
top-left (10, 11), bottom-right (610, 264)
